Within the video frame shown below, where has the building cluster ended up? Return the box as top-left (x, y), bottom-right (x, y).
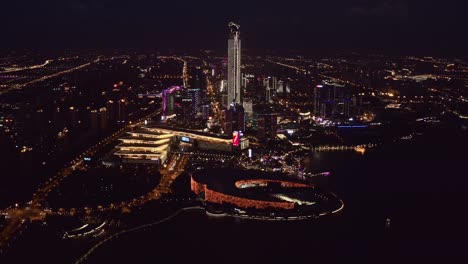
top-left (313, 81), bottom-right (359, 119)
top-left (163, 67), bottom-right (208, 121)
top-left (90, 99), bottom-right (128, 133)
top-left (112, 22), bottom-right (372, 164)
top-left (158, 22), bottom-right (247, 144)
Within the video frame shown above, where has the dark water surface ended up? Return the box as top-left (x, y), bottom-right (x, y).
top-left (88, 126), bottom-right (468, 263)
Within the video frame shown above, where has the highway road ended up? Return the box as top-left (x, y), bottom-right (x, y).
top-left (0, 54), bottom-right (190, 251)
top-left (0, 107), bottom-right (163, 251)
top-left (0, 58), bottom-right (101, 95)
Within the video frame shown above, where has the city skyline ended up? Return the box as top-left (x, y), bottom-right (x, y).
top-left (0, 4), bottom-right (467, 263)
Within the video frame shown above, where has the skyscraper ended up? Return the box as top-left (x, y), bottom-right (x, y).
top-left (314, 81), bottom-right (351, 119)
top-left (224, 104), bottom-right (245, 136)
top-left (189, 67), bottom-right (206, 116)
top-left (258, 113), bottom-right (278, 141)
top-left (227, 22), bottom-right (241, 106)
top-left (264, 77), bottom-right (277, 103)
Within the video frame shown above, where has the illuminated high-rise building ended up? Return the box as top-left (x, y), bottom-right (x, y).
top-left (264, 77), bottom-right (277, 103)
top-left (189, 67), bottom-right (206, 115)
top-left (314, 81), bottom-right (352, 119)
top-left (227, 22), bottom-right (241, 106)
top-left (277, 79), bottom-right (290, 94)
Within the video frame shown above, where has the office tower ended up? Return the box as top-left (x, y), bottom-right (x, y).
top-left (243, 99), bottom-right (254, 130)
top-left (241, 74), bottom-right (248, 89)
top-left (166, 93), bottom-right (175, 116)
top-left (285, 80), bottom-right (290, 93)
top-left (314, 82), bottom-right (351, 119)
top-left (264, 77), bottom-right (277, 103)
top-left (224, 104), bottom-right (245, 136)
top-left (220, 80), bottom-right (227, 93)
top-left (118, 99), bottom-right (127, 123)
top-left (180, 90), bottom-right (194, 120)
top-left (314, 85), bottom-right (321, 116)
top-left (162, 86), bottom-right (183, 119)
top-left (258, 113), bottom-right (278, 141)
top-left (277, 79), bottom-right (291, 94)
top-left (106, 100), bottom-right (116, 125)
top-left (227, 22), bottom-right (241, 106)
top-left (190, 67), bottom-right (210, 120)
top-left (269, 77), bottom-right (278, 92)
top-left (190, 67), bottom-right (207, 102)
top-left (99, 107), bottom-right (108, 131)
top-left (187, 88), bottom-right (201, 116)
top-left (243, 100), bottom-right (253, 116)
top-left (222, 94), bottom-right (228, 108)
top-left (277, 80), bottom-right (284, 93)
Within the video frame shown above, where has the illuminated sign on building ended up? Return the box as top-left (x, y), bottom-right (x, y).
top-left (232, 131), bottom-right (240, 146)
top-left (181, 136), bottom-right (191, 142)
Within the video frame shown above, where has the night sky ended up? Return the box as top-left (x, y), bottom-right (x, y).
top-left (1, 0), bottom-right (467, 55)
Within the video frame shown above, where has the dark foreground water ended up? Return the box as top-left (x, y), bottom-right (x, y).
top-left (86, 125), bottom-right (468, 264)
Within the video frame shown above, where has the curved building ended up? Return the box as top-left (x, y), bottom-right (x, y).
top-left (114, 128), bottom-right (174, 164)
top-left (191, 168), bottom-right (343, 219)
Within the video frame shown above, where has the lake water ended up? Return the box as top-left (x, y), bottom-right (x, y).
top-left (87, 125), bottom-right (468, 263)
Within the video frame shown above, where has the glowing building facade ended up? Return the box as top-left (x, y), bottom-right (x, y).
top-left (227, 22), bottom-right (242, 106)
top-left (114, 128), bottom-right (173, 165)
